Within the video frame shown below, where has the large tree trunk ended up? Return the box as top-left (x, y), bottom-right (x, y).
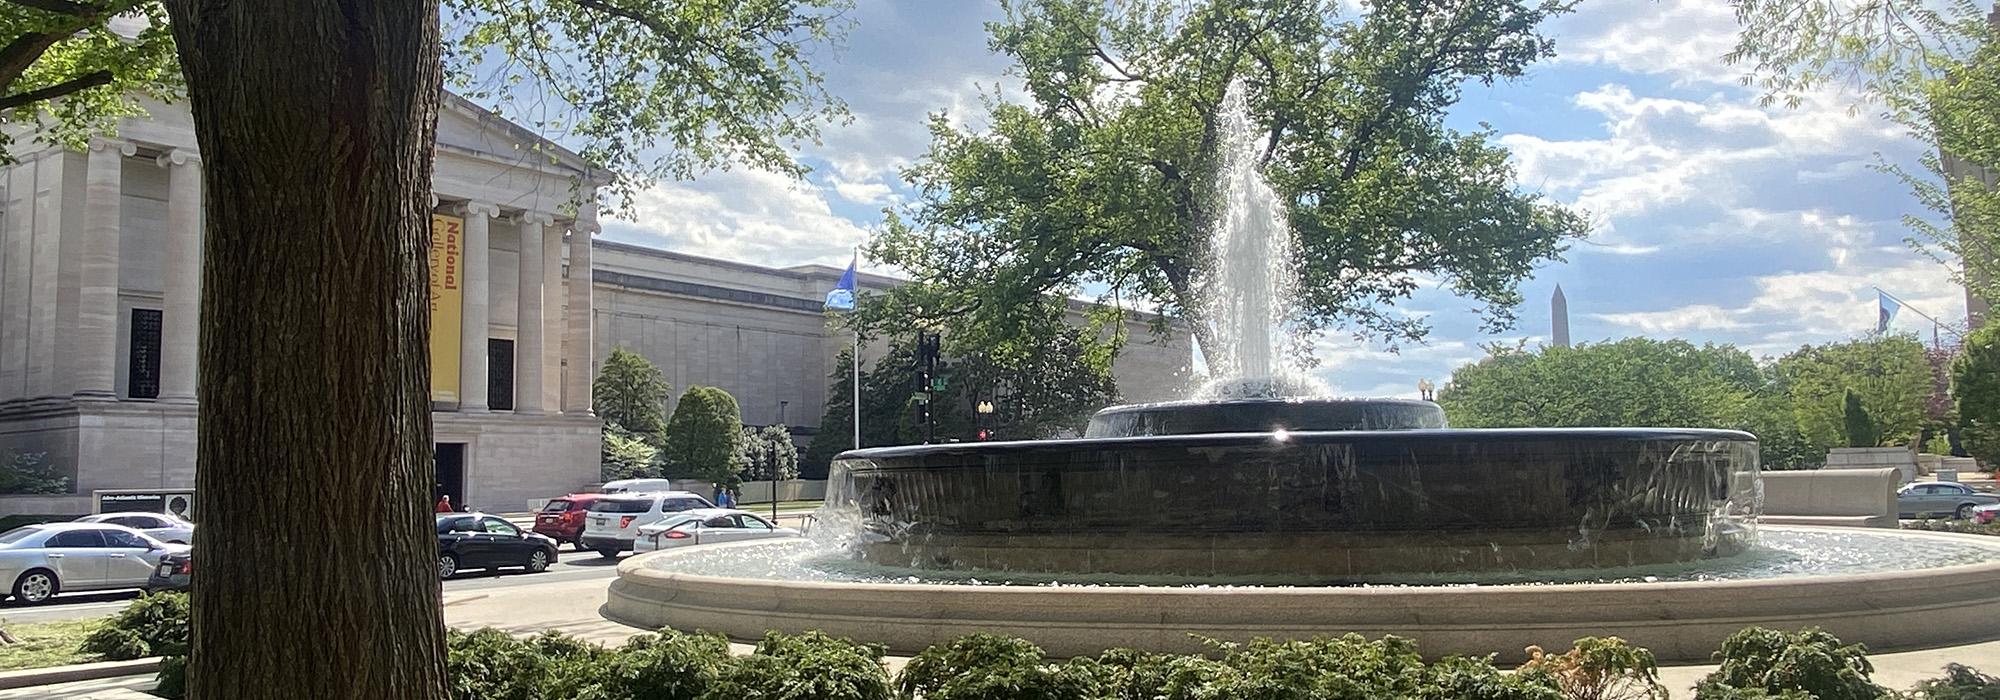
top-left (162, 1), bottom-right (447, 697)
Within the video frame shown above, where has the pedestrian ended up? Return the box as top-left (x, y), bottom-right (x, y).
top-left (718, 489), bottom-right (734, 508)
top-left (435, 495), bottom-right (453, 513)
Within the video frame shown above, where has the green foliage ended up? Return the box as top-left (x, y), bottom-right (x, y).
top-left (79, 592), bottom-right (188, 660)
top-left (662, 387), bottom-right (748, 487)
top-left (0, 451), bottom-right (69, 495)
top-left (1516, 637), bottom-right (1667, 700)
top-left (1776, 336), bottom-right (1931, 452)
top-left (442, 0), bottom-right (852, 204)
top-left (1439, 339), bottom-right (1762, 430)
top-left (601, 630), bottom-right (733, 699)
top-left (739, 425), bottom-right (800, 483)
top-left (710, 631), bottom-right (892, 700)
top-left (155, 654), bottom-right (185, 699)
top-left (596, 348), bottom-right (672, 440)
top-left (0, 1), bottom-right (182, 163)
top-left (445, 628), bottom-right (616, 700)
top-left (1842, 389), bottom-right (1882, 448)
top-left (601, 426), bottom-right (664, 481)
top-left (1901, 518), bottom-right (2000, 537)
top-left (896, 634), bottom-right (1109, 700)
top-left (862, 0), bottom-right (1586, 367)
top-left (1956, 324), bottom-right (2000, 466)
top-left (1694, 627), bottom-right (1887, 700)
top-left (1908, 664), bottom-right (2000, 700)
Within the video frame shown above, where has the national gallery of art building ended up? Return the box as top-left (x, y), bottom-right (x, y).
top-left (0, 95), bottom-right (1191, 516)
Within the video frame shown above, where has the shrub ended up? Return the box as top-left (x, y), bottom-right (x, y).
top-left (0, 451), bottom-right (68, 495)
top-left (710, 631), bottom-right (892, 700)
top-left (446, 628), bottom-right (612, 700)
top-left (1694, 627), bottom-right (1887, 700)
top-left (1909, 664), bottom-right (2000, 700)
top-left (896, 633), bottom-right (1110, 700)
top-left (600, 629), bottom-right (733, 700)
top-left (154, 655), bottom-right (185, 699)
top-left (80, 592), bottom-right (188, 660)
top-left (1517, 637), bottom-right (1667, 700)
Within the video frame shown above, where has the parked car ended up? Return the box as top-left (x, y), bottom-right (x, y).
top-left (76, 511), bottom-right (195, 545)
top-left (1974, 503), bottom-right (1999, 526)
top-left (0, 523), bottom-right (187, 604)
top-left (632, 509), bottom-right (801, 553)
top-left (148, 550), bottom-right (192, 592)
top-left (598, 478), bottom-right (677, 494)
top-left (1897, 481), bottom-right (2000, 519)
top-left (436, 513), bottom-right (559, 579)
top-left (580, 491), bottom-right (714, 557)
top-left (533, 494), bottom-right (606, 550)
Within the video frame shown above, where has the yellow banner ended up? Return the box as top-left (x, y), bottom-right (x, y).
top-left (429, 213), bottom-right (464, 404)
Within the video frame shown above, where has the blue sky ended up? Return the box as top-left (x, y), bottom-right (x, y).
top-left (596, 0), bottom-right (1969, 400)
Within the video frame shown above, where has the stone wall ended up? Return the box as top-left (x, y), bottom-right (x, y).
top-left (1760, 467), bottom-right (1899, 528)
top-left (436, 412), bottom-right (601, 514)
top-left (1824, 447), bottom-right (1917, 484)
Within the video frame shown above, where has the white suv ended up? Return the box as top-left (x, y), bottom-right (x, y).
top-left (580, 491), bottom-right (713, 557)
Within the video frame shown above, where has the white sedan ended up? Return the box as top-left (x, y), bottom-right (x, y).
top-left (0, 523), bottom-right (188, 603)
top-left (76, 512), bottom-right (195, 545)
top-left (633, 509), bottom-right (800, 553)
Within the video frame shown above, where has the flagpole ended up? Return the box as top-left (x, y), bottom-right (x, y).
top-left (852, 329), bottom-right (860, 450)
top-left (1874, 286), bottom-right (1954, 348)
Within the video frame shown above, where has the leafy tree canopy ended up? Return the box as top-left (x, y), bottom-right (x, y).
top-left (594, 348), bottom-right (672, 439)
top-left (862, 0), bottom-right (1586, 365)
top-left (1438, 338), bottom-right (1762, 430)
top-left (662, 386), bottom-right (746, 487)
top-left (0, 0), bottom-right (851, 201)
top-left (1954, 323), bottom-right (2000, 464)
top-left (1773, 334), bottom-right (1930, 452)
top-left (739, 425), bottom-right (800, 482)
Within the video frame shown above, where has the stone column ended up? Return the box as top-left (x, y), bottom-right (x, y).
top-left (562, 202), bottom-right (598, 414)
top-left (157, 149), bottom-right (201, 404)
top-left (457, 201), bottom-right (496, 411)
top-left (75, 139), bottom-right (132, 399)
top-left (541, 221), bottom-right (563, 413)
top-left (514, 214), bottom-right (547, 414)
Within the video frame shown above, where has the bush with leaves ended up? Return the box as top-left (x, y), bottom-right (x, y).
top-left (155, 655), bottom-right (186, 699)
top-left (1694, 627), bottom-right (1887, 700)
top-left (602, 425), bottom-right (664, 481)
top-left (1517, 637), bottom-right (1667, 700)
top-left (710, 631), bottom-right (892, 700)
top-left (896, 633), bottom-right (1111, 700)
top-left (662, 386), bottom-right (747, 487)
top-left (445, 628), bottom-right (612, 700)
top-left (1909, 664), bottom-right (2000, 700)
top-left (0, 451), bottom-right (68, 495)
top-left (79, 592), bottom-right (188, 660)
top-left (599, 629), bottom-right (734, 699)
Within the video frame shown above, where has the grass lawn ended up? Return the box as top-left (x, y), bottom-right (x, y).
top-left (0, 619), bottom-right (100, 671)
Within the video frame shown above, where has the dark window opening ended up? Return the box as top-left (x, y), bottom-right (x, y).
top-left (488, 338), bottom-right (515, 411)
top-left (129, 309), bottom-right (162, 399)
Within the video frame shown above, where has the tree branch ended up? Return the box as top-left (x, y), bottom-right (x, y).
top-left (0, 30), bottom-right (70, 93)
top-left (0, 69), bottom-right (113, 110)
top-left (568, 0), bottom-right (668, 35)
top-left (4, 0), bottom-right (102, 17)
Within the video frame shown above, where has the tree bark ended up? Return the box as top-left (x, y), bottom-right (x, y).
top-left (161, 0), bottom-right (447, 697)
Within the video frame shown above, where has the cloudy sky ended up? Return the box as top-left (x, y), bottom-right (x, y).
top-left (595, 0), bottom-right (1969, 400)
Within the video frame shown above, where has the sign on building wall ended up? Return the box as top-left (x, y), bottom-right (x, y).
top-left (429, 213), bottom-right (465, 404)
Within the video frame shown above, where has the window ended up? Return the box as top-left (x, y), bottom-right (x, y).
top-left (740, 516), bottom-right (774, 531)
top-left (540, 500), bottom-right (572, 513)
top-left (481, 517), bottom-right (519, 535)
top-left (1942, 484), bottom-right (1971, 495)
top-left (108, 515), bottom-right (161, 529)
top-left (128, 309), bottom-right (162, 399)
top-left (104, 530), bottom-right (151, 549)
top-left (488, 339), bottom-right (514, 410)
top-left (47, 530), bottom-right (106, 548)
top-left (703, 516), bottom-right (737, 528)
top-left (662, 498), bottom-right (706, 513)
top-left (589, 499), bottom-right (652, 514)
top-left (0, 526), bottom-right (44, 545)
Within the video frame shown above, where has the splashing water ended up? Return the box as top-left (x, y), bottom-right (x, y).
top-left (1199, 79), bottom-right (1307, 396)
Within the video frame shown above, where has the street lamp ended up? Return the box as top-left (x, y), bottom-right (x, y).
top-left (976, 400), bottom-right (995, 440)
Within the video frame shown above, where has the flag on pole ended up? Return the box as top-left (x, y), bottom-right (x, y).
top-left (1877, 290), bottom-right (1900, 333)
top-left (825, 255), bottom-right (857, 311)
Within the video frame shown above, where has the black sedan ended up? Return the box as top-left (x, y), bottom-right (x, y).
top-left (436, 513), bottom-right (558, 579)
top-left (147, 550), bottom-right (192, 592)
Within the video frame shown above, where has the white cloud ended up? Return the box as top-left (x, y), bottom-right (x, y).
top-left (606, 168), bottom-right (870, 268)
top-left (1549, 0), bottom-right (1743, 85)
top-left (828, 173), bottom-right (896, 206)
top-left (1592, 304), bottom-right (1746, 333)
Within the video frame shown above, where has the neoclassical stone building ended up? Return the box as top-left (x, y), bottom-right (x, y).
top-left (0, 94), bottom-right (1193, 516)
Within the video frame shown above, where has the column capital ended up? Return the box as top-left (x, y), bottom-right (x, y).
top-left (88, 138), bottom-right (138, 157)
top-left (519, 211), bottom-right (558, 227)
top-left (155, 149), bottom-right (200, 167)
top-left (451, 200), bottom-right (500, 219)
top-left (574, 201), bottom-right (601, 234)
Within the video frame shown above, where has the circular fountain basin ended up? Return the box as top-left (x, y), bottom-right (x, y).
top-left (829, 427), bottom-right (1759, 577)
top-left (604, 526), bottom-right (2000, 663)
top-left (1084, 397), bottom-right (1448, 436)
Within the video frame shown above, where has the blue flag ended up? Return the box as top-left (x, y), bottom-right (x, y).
top-left (1877, 290), bottom-right (1899, 333)
top-left (824, 255), bottom-right (857, 311)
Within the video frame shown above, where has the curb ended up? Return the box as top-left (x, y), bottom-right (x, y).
top-left (0, 657), bottom-right (161, 690)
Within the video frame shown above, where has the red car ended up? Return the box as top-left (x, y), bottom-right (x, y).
top-left (533, 494), bottom-right (605, 550)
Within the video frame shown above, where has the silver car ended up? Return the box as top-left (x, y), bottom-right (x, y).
top-left (1897, 481), bottom-right (2000, 520)
top-left (75, 512), bottom-right (195, 545)
top-left (632, 508), bottom-right (800, 553)
top-left (0, 523), bottom-right (189, 604)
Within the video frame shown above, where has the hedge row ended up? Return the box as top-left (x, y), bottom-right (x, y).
top-left (136, 618), bottom-right (1998, 699)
